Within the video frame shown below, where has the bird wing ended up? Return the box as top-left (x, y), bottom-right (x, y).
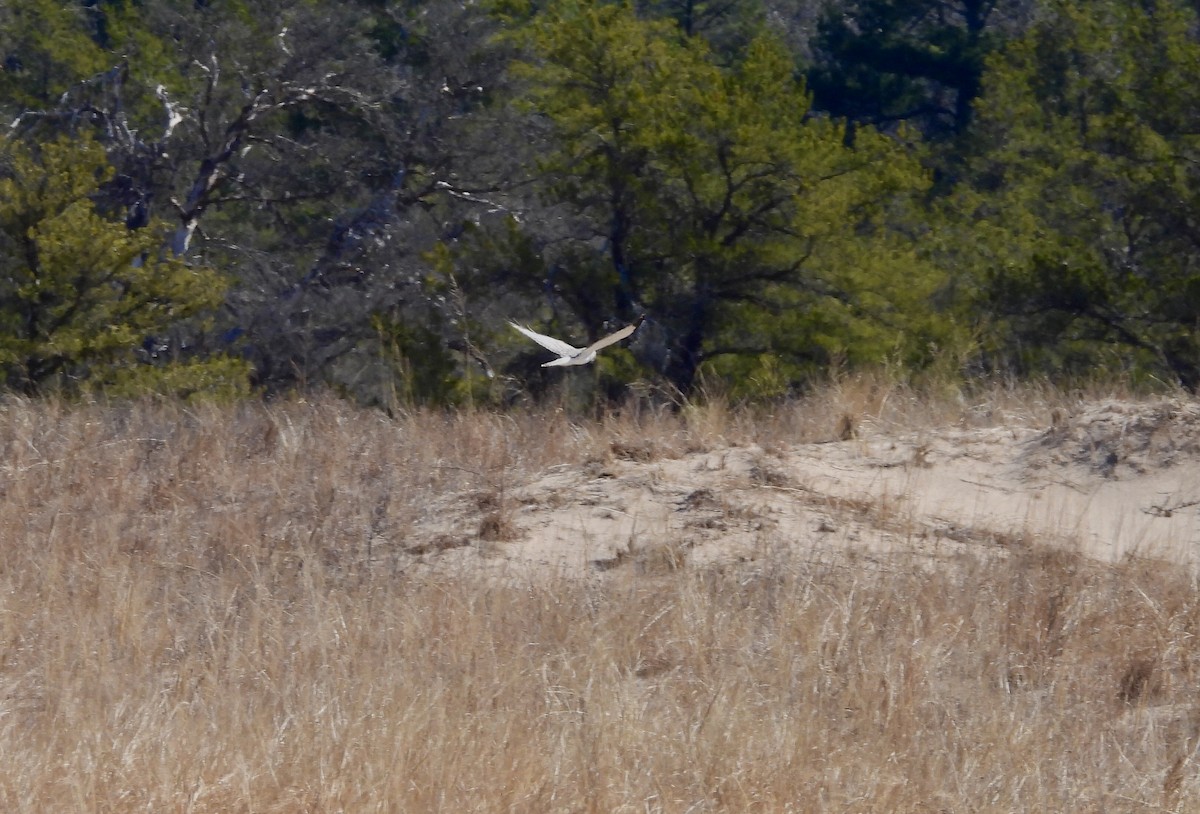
top-left (582, 315), bottom-right (645, 355)
top-left (510, 322), bottom-right (581, 357)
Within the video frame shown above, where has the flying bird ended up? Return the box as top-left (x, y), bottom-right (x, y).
top-left (510, 315), bottom-right (645, 367)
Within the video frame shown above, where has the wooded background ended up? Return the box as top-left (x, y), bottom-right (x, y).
top-left (2, 0), bottom-right (1197, 404)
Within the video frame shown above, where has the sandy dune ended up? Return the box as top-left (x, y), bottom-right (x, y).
top-left (410, 397), bottom-right (1200, 573)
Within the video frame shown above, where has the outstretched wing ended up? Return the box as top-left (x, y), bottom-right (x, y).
top-left (582, 314), bottom-right (646, 355)
top-left (510, 322), bottom-right (581, 358)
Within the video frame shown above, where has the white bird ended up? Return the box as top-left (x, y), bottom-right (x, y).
top-left (510, 315), bottom-right (645, 367)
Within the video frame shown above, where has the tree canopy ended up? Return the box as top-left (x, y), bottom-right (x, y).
top-left (508, 1), bottom-right (953, 393)
top-left (952, 0), bottom-right (1200, 386)
top-left (1, 0), bottom-right (1199, 403)
top-left (0, 135), bottom-right (246, 397)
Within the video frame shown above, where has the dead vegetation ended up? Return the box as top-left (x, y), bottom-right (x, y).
top-left (1023, 398), bottom-right (1200, 477)
top-left (1, 381), bottom-right (1200, 811)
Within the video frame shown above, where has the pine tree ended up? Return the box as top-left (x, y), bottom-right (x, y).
top-left (509, 0), bottom-right (953, 393)
top-left (0, 135), bottom-right (248, 397)
top-left (957, 0), bottom-right (1200, 386)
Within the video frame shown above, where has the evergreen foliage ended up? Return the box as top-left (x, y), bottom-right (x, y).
top-left (507, 0), bottom-right (955, 395)
top-left (956, 0), bottom-right (1200, 387)
top-left (0, 0), bottom-right (110, 109)
top-left (808, 0), bottom-right (1029, 140)
top-left (0, 135), bottom-right (247, 397)
top-left (0, 0), bottom-right (1198, 402)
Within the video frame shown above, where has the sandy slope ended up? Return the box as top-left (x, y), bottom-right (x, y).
top-left (410, 397), bottom-right (1200, 574)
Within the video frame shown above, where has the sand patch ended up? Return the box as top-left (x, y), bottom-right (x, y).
top-left (405, 397), bottom-right (1200, 574)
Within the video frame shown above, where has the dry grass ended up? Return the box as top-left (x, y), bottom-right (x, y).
top-left (1, 385), bottom-right (1199, 811)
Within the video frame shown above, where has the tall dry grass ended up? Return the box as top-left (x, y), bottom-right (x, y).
top-left (0, 385), bottom-right (1197, 811)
